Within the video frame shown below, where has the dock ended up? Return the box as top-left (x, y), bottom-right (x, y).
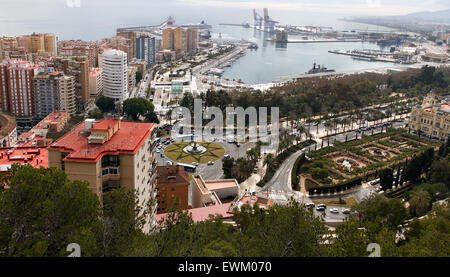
top-left (328, 49), bottom-right (399, 63)
top-left (282, 39), bottom-right (363, 43)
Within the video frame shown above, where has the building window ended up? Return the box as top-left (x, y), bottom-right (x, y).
top-left (102, 155), bottom-right (120, 167)
top-left (102, 167), bottom-right (120, 176)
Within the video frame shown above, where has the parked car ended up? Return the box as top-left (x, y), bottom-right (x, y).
top-left (166, 161), bottom-right (173, 165)
top-left (207, 161), bottom-right (214, 166)
top-left (224, 154), bottom-right (231, 159)
top-left (192, 162), bottom-right (199, 166)
top-left (316, 206), bottom-right (326, 212)
top-left (306, 203), bottom-right (315, 209)
top-left (330, 208), bottom-right (339, 214)
top-left (160, 153), bottom-right (165, 158)
top-left (342, 208), bottom-right (351, 215)
top-left (317, 204), bottom-right (327, 208)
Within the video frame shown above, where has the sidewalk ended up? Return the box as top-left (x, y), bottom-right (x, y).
top-left (239, 159), bottom-right (266, 193)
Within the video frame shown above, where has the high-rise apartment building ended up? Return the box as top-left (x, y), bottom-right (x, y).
top-left (101, 49), bottom-right (128, 102)
top-left (136, 35), bottom-right (156, 67)
top-left (48, 118), bottom-right (158, 232)
top-left (58, 40), bottom-right (106, 68)
top-left (0, 59), bottom-right (40, 118)
top-left (186, 28), bottom-right (199, 53)
top-left (53, 56), bottom-right (89, 110)
top-left (102, 37), bottom-right (132, 62)
top-left (33, 72), bottom-right (76, 119)
top-left (116, 31), bottom-right (137, 60)
top-left (162, 27), bottom-right (186, 53)
top-left (18, 33), bottom-right (57, 57)
top-left (88, 67), bottom-right (103, 99)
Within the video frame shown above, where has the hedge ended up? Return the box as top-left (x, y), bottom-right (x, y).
top-left (308, 176), bottom-right (363, 195)
top-left (291, 153), bottom-right (306, 189)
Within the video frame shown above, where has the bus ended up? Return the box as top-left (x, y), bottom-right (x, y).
top-left (177, 134), bottom-right (195, 141)
top-left (177, 162), bottom-right (197, 173)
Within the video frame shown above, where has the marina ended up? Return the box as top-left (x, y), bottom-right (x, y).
top-left (328, 49), bottom-right (406, 63)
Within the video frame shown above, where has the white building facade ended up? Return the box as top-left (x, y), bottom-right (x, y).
top-left (101, 49), bottom-right (128, 102)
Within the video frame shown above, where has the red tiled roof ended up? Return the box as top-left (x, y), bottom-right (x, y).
top-left (91, 118), bottom-right (120, 130)
top-left (156, 203), bottom-right (233, 224)
top-left (0, 146), bottom-right (48, 171)
top-left (238, 195), bottom-right (275, 209)
top-left (49, 119), bottom-right (156, 162)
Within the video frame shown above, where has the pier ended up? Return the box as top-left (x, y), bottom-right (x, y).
top-left (328, 49), bottom-right (399, 63)
top-left (267, 38), bottom-right (363, 43)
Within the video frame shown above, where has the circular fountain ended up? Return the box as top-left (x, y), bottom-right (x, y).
top-left (182, 141), bottom-right (207, 155)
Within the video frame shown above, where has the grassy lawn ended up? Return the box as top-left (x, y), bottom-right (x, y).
top-left (164, 141), bottom-right (225, 164)
top-left (312, 196), bottom-right (358, 207)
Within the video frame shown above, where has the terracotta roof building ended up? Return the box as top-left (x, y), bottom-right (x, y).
top-left (48, 117), bottom-right (158, 232)
top-left (155, 165), bottom-right (190, 213)
top-left (0, 146), bottom-right (48, 172)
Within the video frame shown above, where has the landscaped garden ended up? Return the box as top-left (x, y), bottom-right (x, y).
top-left (298, 129), bottom-right (440, 195)
top-left (164, 141), bottom-right (225, 164)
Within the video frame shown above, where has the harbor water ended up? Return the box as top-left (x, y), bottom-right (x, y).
top-left (213, 25), bottom-right (397, 85)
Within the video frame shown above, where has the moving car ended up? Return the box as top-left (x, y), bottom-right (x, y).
top-left (207, 161), bottom-right (214, 165)
top-left (224, 154), bottom-right (231, 159)
top-left (192, 162), bottom-right (199, 166)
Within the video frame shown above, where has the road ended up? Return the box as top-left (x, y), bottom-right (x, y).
top-left (258, 118), bottom-right (407, 222)
top-left (155, 136), bottom-right (256, 180)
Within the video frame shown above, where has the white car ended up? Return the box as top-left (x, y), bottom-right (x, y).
top-left (207, 161), bottom-right (214, 165)
top-left (191, 162), bottom-right (199, 166)
top-left (156, 149), bottom-right (160, 153)
top-left (166, 161), bottom-right (173, 165)
top-left (224, 154), bottom-right (231, 159)
top-left (342, 208), bottom-right (351, 215)
top-left (330, 208), bottom-right (339, 214)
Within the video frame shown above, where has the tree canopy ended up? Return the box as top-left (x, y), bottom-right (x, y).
top-left (123, 97), bottom-right (159, 123)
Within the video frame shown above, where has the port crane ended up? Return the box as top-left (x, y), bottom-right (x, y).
top-left (253, 8), bottom-right (278, 32)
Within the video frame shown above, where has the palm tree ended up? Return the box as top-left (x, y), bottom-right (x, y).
top-left (264, 153), bottom-right (276, 172)
top-left (314, 118), bottom-right (321, 134)
top-left (297, 125), bottom-right (306, 140)
top-left (324, 120), bottom-right (333, 137)
top-left (332, 118), bottom-right (340, 135)
top-left (165, 109), bottom-right (173, 124)
top-left (341, 118), bottom-right (349, 132)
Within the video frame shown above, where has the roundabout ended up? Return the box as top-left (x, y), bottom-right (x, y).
top-left (164, 141), bottom-right (225, 164)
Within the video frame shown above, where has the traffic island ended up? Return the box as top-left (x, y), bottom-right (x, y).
top-left (164, 141), bottom-right (225, 164)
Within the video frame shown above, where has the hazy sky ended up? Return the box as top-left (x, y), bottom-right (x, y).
top-left (0, 0), bottom-right (448, 40)
top-left (1, 0), bottom-right (449, 18)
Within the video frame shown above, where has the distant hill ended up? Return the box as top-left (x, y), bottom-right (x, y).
top-left (352, 9), bottom-right (450, 25)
